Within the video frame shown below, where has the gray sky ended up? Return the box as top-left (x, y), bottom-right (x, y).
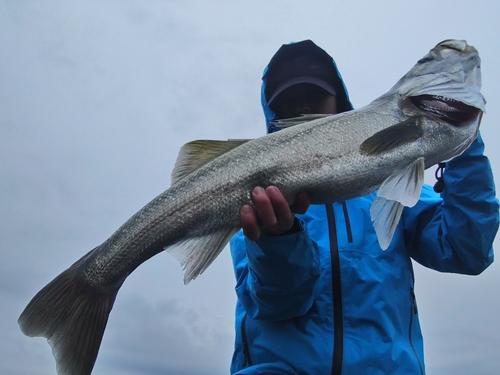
top-left (1, 1), bottom-right (499, 374)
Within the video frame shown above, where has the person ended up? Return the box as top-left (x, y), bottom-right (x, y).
top-left (229, 40), bottom-right (499, 375)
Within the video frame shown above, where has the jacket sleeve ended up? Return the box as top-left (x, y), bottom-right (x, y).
top-left (230, 220), bottom-right (321, 321)
top-left (403, 133), bottom-right (499, 274)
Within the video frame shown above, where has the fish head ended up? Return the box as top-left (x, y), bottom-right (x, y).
top-left (395, 39), bottom-right (485, 111)
top-left (390, 40), bottom-right (485, 160)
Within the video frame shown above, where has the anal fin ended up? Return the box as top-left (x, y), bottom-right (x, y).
top-left (166, 228), bottom-right (238, 284)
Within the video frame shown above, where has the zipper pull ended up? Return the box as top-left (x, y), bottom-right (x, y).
top-left (433, 162), bottom-right (446, 193)
top-left (410, 288), bottom-right (418, 314)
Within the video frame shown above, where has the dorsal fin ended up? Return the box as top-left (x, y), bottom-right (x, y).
top-left (171, 139), bottom-right (251, 185)
top-left (271, 114), bottom-right (331, 129)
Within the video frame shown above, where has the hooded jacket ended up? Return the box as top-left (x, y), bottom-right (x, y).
top-left (229, 40), bottom-right (499, 375)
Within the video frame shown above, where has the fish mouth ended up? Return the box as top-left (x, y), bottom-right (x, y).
top-left (409, 94), bottom-right (482, 126)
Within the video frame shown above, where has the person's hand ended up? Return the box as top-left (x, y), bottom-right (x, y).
top-left (239, 186), bottom-right (310, 241)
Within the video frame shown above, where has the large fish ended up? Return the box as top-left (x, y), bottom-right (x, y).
top-left (19, 39), bottom-right (484, 375)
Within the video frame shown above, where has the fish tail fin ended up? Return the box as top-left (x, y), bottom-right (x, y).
top-left (18, 254), bottom-right (119, 375)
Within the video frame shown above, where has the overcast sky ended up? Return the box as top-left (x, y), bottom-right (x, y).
top-left (1, 1), bottom-right (499, 374)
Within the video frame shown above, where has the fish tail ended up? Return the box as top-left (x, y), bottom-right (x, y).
top-left (18, 253), bottom-right (120, 375)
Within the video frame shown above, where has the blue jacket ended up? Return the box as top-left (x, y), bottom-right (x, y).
top-left (230, 41), bottom-right (498, 375)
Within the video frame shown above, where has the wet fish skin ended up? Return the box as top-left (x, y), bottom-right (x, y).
top-left (18, 39), bottom-right (484, 375)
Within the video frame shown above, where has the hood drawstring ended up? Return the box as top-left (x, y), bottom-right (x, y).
top-left (433, 162), bottom-right (446, 193)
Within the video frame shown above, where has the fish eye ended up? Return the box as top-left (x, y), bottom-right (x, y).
top-left (417, 56), bottom-right (433, 64)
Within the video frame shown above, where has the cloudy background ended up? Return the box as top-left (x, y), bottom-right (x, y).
top-left (1, 1), bottom-right (499, 374)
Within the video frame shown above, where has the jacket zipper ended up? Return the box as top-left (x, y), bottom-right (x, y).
top-left (409, 288), bottom-right (424, 375)
top-left (241, 205), bottom-right (350, 371)
top-left (241, 313), bottom-right (252, 367)
top-left (326, 204), bottom-right (344, 375)
top-left (341, 202), bottom-right (353, 243)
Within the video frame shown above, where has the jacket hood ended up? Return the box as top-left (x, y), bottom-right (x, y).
top-left (262, 40), bottom-right (354, 133)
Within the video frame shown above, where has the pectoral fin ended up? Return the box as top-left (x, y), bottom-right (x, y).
top-left (360, 117), bottom-right (423, 155)
top-left (371, 157), bottom-right (425, 249)
top-left (171, 139), bottom-right (250, 185)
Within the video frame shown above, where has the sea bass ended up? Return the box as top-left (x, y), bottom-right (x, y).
top-left (19, 39), bottom-right (484, 375)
